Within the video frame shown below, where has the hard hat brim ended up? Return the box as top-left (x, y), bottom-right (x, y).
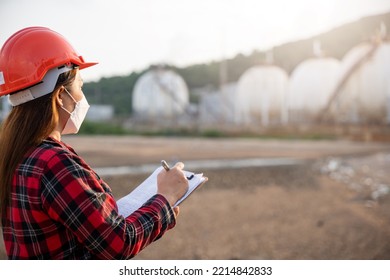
top-left (78, 61), bottom-right (98, 70)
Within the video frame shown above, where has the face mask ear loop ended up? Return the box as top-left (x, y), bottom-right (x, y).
top-left (63, 87), bottom-right (77, 103)
top-left (60, 88), bottom-right (77, 115)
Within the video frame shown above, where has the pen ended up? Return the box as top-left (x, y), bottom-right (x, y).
top-left (161, 160), bottom-right (194, 180)
top-left (161, 160), bottom-right (170, 171)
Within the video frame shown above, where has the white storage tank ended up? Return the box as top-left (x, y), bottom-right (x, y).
top-left (199, 83), bottom-right (236, 125)
top-left (235, 65), bottom-right (289, 126)
top-left (328, 41), bottom-right (390, 124)
top-left (287, 57), bottom-right (341, 123)
top-left (132, 68), bottom-right (189, 120)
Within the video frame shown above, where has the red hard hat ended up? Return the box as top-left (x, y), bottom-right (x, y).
top-left (0, 26), bottom-right (97, 96)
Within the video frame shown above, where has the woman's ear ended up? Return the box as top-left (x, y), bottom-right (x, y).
top-left (55, 87), bottom-right (65, 107)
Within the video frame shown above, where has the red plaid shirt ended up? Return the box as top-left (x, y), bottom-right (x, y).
top-left (2, 137), bottom-right (176, 259)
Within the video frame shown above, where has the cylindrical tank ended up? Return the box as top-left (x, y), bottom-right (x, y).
top-left (287, 57), bottom-right (341, 123)
top-left (132, 68), bottom-right (189, 119)
top-left (329, 41), bottom-right (390, 124)
top-left (235, 65), bottom-right (289, 125)
top-left (199, 83), bottom-right (236, 125)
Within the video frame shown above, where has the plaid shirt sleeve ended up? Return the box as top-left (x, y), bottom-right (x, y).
top-left (40, 149), bottom-right (176, 259)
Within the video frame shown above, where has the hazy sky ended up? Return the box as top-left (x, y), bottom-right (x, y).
top-left (1, 0), bottom-right (390, 82)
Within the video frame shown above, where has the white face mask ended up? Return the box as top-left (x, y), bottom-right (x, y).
top-left (61, 88), bottom-right (90, 135)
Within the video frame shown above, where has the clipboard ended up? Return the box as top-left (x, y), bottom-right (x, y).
top-left (117, 166), bottom-right (207, 217)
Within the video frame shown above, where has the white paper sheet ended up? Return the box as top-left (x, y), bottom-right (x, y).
top-left (117, 166), bottom-right (206, 217)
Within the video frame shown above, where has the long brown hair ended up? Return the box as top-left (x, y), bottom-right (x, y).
top-left (0, 69), bottom-right (77, 217)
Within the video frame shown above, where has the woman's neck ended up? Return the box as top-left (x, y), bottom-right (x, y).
top-left (49, 129), bottom-right (62, 142)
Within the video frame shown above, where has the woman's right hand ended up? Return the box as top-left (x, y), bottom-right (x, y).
top-left (157, 162), bottom-right (189, 207)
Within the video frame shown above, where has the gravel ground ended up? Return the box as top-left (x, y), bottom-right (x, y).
top-left (1, 136), bottom-right (390, 259)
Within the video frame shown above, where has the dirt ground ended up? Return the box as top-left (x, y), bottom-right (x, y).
top-left (1, 136), bottom-right (390, 259)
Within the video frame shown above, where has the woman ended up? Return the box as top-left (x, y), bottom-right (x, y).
top-left (0, 27), bottom-right (188, 259)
